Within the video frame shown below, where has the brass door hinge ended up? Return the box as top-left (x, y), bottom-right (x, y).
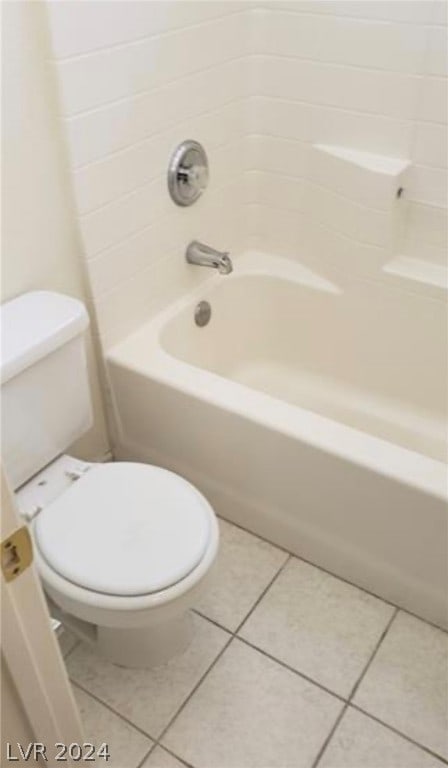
top-left (1, 526), bottom-right (33, 582)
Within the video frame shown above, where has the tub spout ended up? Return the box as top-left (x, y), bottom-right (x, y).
top-left (186, 241), bottom-right (233, 274)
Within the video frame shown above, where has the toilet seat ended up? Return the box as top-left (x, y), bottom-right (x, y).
top-left (34, 463), bottom-right (212, 597)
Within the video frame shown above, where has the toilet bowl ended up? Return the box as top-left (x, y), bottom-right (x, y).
top-left (0, 291), bottom-right (219, 667)
top-left (1, 290), bottom-right (220, 668)
top-left (25, 458), bottom-right (219, 668)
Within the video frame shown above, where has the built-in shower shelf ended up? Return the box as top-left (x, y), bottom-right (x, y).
top-left (384, 256), bottom-right (448, 297)
top-left (314, 144), bottom-right (410, 176)
top-left (310, 143), bottom-right (410, 210)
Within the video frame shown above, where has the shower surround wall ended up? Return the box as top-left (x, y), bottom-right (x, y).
top-left (246, 1), bottom-right (447, 292)
top-left (45, 1), bottom-right (447, 349)
top-left (45, 2), bottom-right (252, 348)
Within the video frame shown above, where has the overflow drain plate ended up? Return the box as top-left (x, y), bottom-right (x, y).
top-left (194, 301), bottom-right (211, 327)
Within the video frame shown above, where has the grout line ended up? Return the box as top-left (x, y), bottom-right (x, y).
top-left (135, 742), bottom-right (156, 768)
top-left (243, 198), bottom-right (388, 251)
top-left (53, 8), bottom-right (250, 64)
top-left (152, 744), bottom-right (196, 768)
top-left (192, 608), bottom-right (233, 632)
top-left (408, 26), bottom-right (433, 160)
top-left (253, 89), bottom-right (418, 124)
top-left (246, 131), bottom-right (309, 149)
top-left (246, 127), bottom-right (447, 171)
top-left (245, 167), bottom-right (308, 183)
top-left (83, 171), bottom-right (243, 262)
top-left (349, 704), bottom-right (448, 766)
top-left (254, 91), bottom-right (448, 127)
top-left (347, 607), bottom-right (399, 702)
top-left (312, 608), bottom-right (400, 768)
top-left (195, 548), bottom-right (448, 766)
top-left (258, 51), bottom-right (426, 79)
top-left (62, 55), bottom-right (439, 130)
top-left (311, 703), bottom-right (349, 768)
top-left (216, 514), bottom-right (448, 635)
top-left (404, 198), bottom-right (448, 213)
top-left (135, 741), bottom-right (195, 768)
top-left (236, 635), bottom-right (346, 705)
top-left (257, 6), bottom-right (446, 29)
top-left (86, 216), bottom-right (175, 264)
top-left (234, 554), bottom-right (291, 635)
top-left (64, 518), bottom-right (448, 765)
top-left (80, 134), bottom-right (244, 219)
top-left (307, 178), bottom-right (390, 215)
top-left (191, 612), bottom-right (448, 767)
top-left (153, 556), bottom-right (291, 752)
top-left (68, 611), bottom-right (448, 767)
top-left (91, 215), bottom-right (246, 303)
top-left (70, 679), bottom-right (158, 741)
top-left (216, 521), bottom-right (448, 763)
top-left (51, 4), bottom-right (447, 69)
top-left (80, 173), bottom-right (162, 219)
top-left (248, 92), bottom-right (415, 126)
top-left (154, 633), bottom-right (234, 746)
top-left (245, 155), bottom-right (448, 180)
top-left (74, 97), bottom-right (244, 174)
top-left (63, 54), bottom-right (247, 122)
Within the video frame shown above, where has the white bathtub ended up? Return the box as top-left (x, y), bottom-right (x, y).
top-left (107, 252), bottom-right (448, 628)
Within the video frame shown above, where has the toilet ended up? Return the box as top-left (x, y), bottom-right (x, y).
top-left (1, 291), bottom-right (219, 668)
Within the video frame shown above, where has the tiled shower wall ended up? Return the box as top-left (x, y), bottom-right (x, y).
top-left (46, 1), bottom-right (447, 349)
top-left (246, 1), bottom-right (448, 284)
top-left (46, 1), bottom-right (252, 347)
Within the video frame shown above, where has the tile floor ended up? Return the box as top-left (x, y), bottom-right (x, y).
top-left (60, 518), bottom-right (448, 768)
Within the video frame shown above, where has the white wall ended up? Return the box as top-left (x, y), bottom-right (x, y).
top-left (247, 1), bottom-right (447, 290)
top-left (46, 1), bottom-right (251, 348)
top-left (2, 1), bottom-right (110, 462)
top-left (45, 0), bottom-right (447, 353)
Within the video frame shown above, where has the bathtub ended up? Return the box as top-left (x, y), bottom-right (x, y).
top-left (107, 252), bottom-right (448, 628)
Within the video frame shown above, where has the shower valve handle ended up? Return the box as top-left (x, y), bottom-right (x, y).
top-left (168, 140), bottom-right (209, 206)
top-left (178, 164), bottom-right (208, 190)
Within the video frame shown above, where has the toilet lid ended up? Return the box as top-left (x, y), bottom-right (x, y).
top-left (34, 463), bottom-right (212, 597)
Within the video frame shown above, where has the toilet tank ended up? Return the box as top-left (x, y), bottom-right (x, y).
top-left (1, 291), bottom-right (93, 490)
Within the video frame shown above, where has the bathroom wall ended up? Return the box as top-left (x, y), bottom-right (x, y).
top-left (44, 0), bottom-right (446, 354)
top-left (2, 1), bottom-right (110, 461)
top-left (45, 1), bottom-right (252, 348)
top-left (247, 1), bottom-right (447, 293)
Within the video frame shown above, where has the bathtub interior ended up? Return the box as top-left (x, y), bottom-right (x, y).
top-left (107, 253), bottom-right (448, 627)
top-left (160, 270), bottom-right (447, 462)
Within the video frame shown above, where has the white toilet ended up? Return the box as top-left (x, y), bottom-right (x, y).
top-left (1, 291), bottom-right (219, 668)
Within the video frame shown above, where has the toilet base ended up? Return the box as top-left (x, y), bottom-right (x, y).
top-left (96, 611), bottom-right (193, 668)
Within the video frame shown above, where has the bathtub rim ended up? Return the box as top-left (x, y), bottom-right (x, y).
top-left (107, 251), bottom-right (447, 503)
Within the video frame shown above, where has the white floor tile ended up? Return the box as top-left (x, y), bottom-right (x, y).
top-left (239, 558), bottom-right (395, 697)
top-left (353, 611), bottom-right (448, 759)
top-left (73, 686), bottom-right (152, 768)
top-left (319, 707), bottom-right (444, 768)
top-left (162, 638), bottom-right (343, 768)
top-left (67, 614), bottom-right (229, 738)
top-left (142, 746), bottom-right (189, 768)
top-left (57, 627), bottom-right (78, 657)
top-left (195, 518), bottom-right (288, 631)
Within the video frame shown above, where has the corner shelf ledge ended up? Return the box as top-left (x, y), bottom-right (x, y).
top-left (314, 144), bottom-right (410, 177)
top-left (383, 256), bottom-right (448, 297)
top-left (309, 144), bottom-right (410, 211)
